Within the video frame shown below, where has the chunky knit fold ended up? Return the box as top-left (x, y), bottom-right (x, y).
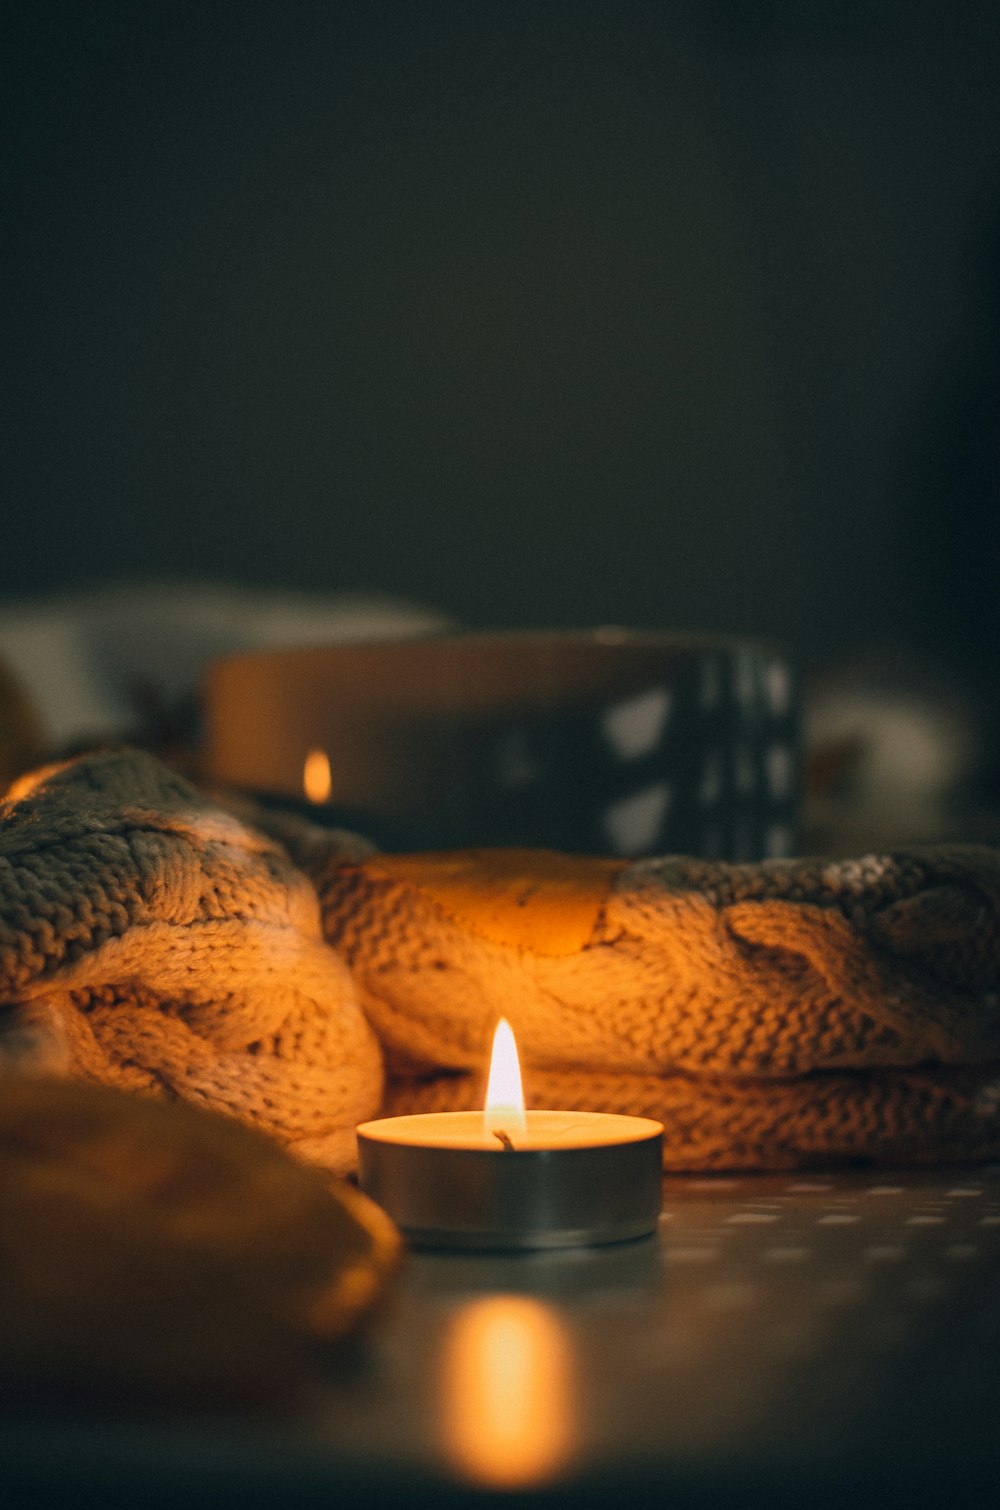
top-left (4, 749), bottom-right (1000, 1172)
top-left (0, 752), bottom-right (383, 1174)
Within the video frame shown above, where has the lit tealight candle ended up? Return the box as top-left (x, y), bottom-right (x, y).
top-left (356, 1019), bottom-right (663, 1250)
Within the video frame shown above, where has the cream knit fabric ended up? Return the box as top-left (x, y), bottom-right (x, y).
top-left (315, 847), bottom-right (1000, 1168)
top-left (3, 748), bottom-right (1000, 1172)
top-left (0, 751), bottom-right (382, 1172)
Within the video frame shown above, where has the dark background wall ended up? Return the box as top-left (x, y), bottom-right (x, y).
top-left (5, 0), bottom-right (1000, 680)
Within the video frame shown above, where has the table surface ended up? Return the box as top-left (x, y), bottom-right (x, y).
top-left (5, 1165), bottom-right (1000, 1508)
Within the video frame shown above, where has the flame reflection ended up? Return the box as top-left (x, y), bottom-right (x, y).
top-left (441, 1295), bottom-right (575, 1488)
top-left (303, 748), bottom-right (332, 804)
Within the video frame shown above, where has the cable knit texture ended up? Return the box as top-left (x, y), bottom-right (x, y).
top-left (0, 751), bottom-right (383, 1173)
top-left (4, 749), bottom-right (1000, 1171)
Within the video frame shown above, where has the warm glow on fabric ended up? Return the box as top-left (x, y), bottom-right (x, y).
top-left (2, 760), bottom-right (68, 807)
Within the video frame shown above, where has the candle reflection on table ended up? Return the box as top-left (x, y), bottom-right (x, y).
top-left (440, 1294), bottom-right (575, 1487)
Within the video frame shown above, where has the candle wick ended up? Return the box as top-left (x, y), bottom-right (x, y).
top-left (492, 1129), bottom-right (516, 1151)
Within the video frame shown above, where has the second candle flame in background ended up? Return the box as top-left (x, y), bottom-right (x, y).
top-left (303, 748), bottom-right (332, 804)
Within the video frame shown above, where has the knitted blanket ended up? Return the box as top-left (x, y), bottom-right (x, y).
top-left (3, 749), bottom-right (1000, 1174)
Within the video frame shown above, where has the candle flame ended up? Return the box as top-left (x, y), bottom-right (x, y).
top-left (484, 1017), bottom-right (526, 1141)
top-left (303, 748), bottom-right (332, 804)
top-left (441, 1296), bottom-right (574, 1487)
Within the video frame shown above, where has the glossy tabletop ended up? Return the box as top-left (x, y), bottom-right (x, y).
top-left (4, 1166), bottom-right (1000, 1508)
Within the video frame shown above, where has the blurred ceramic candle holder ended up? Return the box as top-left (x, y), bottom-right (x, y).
top-left (356, 1020), bottom-right (664, 1251)
top-left (205, 629), bottom-right (798, 860)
